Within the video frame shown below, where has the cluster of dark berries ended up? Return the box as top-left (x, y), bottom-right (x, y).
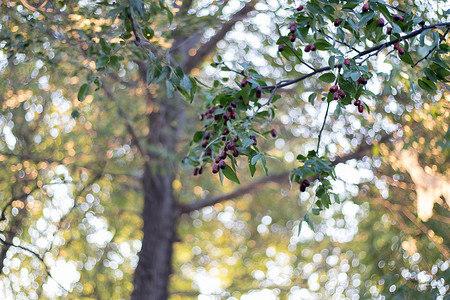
top-left (354, 99), bottom-right (364, 113)
top-left (304, 44), bottom-right (316, 52)
top-left (393, 43), bottom-right (405, 56)
top-left (300, 179), bottom-right (310, 192)
top-left (329, 85), bottom-right (346, 100)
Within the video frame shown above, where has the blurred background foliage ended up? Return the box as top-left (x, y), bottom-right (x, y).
top-left (0, 0), bottom-right (449, 299)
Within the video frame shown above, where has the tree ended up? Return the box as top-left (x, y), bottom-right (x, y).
top-left (0, 0), bottom-right (449, 299)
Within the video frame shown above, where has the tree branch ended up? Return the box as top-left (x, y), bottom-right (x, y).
top-left (182, 0), bottom-right (259, 73)
top-left (179, 133), bottom-right (394, 214)
top-left (262, 22), bottom-right (450, 91)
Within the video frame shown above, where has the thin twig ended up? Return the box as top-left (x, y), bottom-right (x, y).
top-left (316, 102), bottom-right (331, 155)
top-left (378, 2), bottom-right (406, 14)
top-left (318, 30), bottom-right (361, 54)
top-left (249, 85), bottom-right (279, 119)
top-left (216, 62), bottom-right (245, 76)
top-left (413, 27), bottom-right (449, 67)
top-left (0, 238), bottom-right (69, 292)
top-left (277, 26), bottom-right (315, 71)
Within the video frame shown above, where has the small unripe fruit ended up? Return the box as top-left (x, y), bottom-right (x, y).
top-left (377, 18), bottom-right (385, 27)
top-left (329, 85), bottom-right (338, 93)
top-left (201, 140), bottom-right (208, 147)
top-left (354, 99), bottom-right (361, 106)
top-left (212, 164), bottom-right (219, 174)
top-left (398, 47), bottom-right (405, 55)
top-left (297, 5), bottom-right (304, 11)
top-left (344, 59), bottom-right (351, 66)
top-left (270, 129), bottom-right (278, 138)
top-left (278, 44), bottom-right (285, 52)
top-left (289, 34), bottom-right (296, 42)
top-left (386, 27), bottom-right (392, 35)
top-left (358, 104), bottom-right (364, 113)
top-left (338, 89), bottom-right (346, 99)
top-left (334, 18), bottom-right (341, 27)
top-left (394, 43), bottom-right (399, 50)
top-left (304, 45), bottom-right (311, 52)
top-left (310, 44), bottom-right (316, 51)
top-left (219, 160), bottom-right (226, 169)
top-left (362, 3), bottom-right (369, 12)
top-left (333, 92), bottom-right (339, 100)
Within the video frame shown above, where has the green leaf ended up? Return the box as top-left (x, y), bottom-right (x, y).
top-left (400, 53), bottom-right (414, 66)
top-left (318, 72), bottom-right (336, 83)
top-left (77, 83), bottom-right (90, 102)
top-left (180, 75), bottom-right (192, 92)
top-left (193, 131), bottom-right (203, 143)
top-left (308, 93), bottom-right (316, 104)
top-left (109, 55), bottom-right (122, 72)
top-left (166, 79), bottom-right (174, 98)
top-left (155, 66), bottom-right (170, 84)
top-left (314, 39), bottom-right (332, 51)
top-left (96, 55), bottom-right (109, 69)
top-left (418, 79), bottom-right (436, 92)
top-left (304, 213), bottom-right (314, 230)
top-left (248, 157), bottom-right (256, 177)
top-left (251, 153), bottom-right (263, 165)
top-left (358, 11), bottom-right (374, 27)
top-left (223, 165), bottom-right (240, 184)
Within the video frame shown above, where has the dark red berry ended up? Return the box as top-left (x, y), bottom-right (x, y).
top-left (198, 166), bottom-right (203, 175)
top-left (358, 104), bottom-right (364, 113)
top-left (227, 106), bottom-right (233, 112)
top-left (290, 21), bottom-right (296, 27)
top-left (419, 20), bottom-right (425, 27)
top-left (204, 131), bottom-right (211, 140)
top-left (256, 86), bottom-right (263, 98)
top-left (289, 34), bottom-right (296, 42)
top-left (393, 14), bottom-right (400, 21)
top-left (338, 89), bottom-right (346, 99)
top-left (303, 179), bottom-right (310, 187)
top-left (214, 114), bottom-right (220, 120)
top-left (278, 44), bottom-right (285, 52)
top-left (250, 135), bottom-right (257, 146)
top-left (377, 18), bottom-right (385, 27)
top-left (209, 106), bottom-right (215, 113)
top-left (205, 148), bottom-right (212, 156)
top-left (223, 112), bottom-right (230, 121)
top-left (212, 164), bottom-right (219, 174)
top-left (358, 77), bottom-right (367, 85)
top-left (354, 99), bottom-right (361, 106)
top-left (205, 113), bottom-right (212, 119)
top-left (296, 5), bottom-right (304, 11)
top-left (333, 92), bottom-right (339, 100)
top-left (231, 101), bottom-right (237, 108)
top-left (394, 43), bottom-right (399, 50)
top-left (215, 156), bottom-right (221, 163)
top-left (386, 27), bottom-right (392, 35)
top-left (232, 149), bottom-right (239, 157)
top-left (200, 114), bottom-right (204, 121)
top-left (230, 111), bottom-right (236, 119)
top-left (398, 47), bottom-right (405, 55)
top-left (241, 78), bottom-right (248, 87)
top-left (310, 44), bottom-right (316, 51)
top-left (305, 22), bottom-right (310, 28)
top-left (233, 135), bottom-right (239, 142)
top-left (300, 185), bottom-right (306, 192)
top-left (399, 16), bottom-right (404, 22)
top-left (334, 18), bottom-right (341, 27)
top-left (201, 140), bottom-right (208, 147)
top-left (219, 161), bottom-right (226, 169)
top-left (270, 129), bottom-right (278, 138)
top-left (290, 26), bottom-right (296, 33)
top-left (193, 168), bottom-right (199, 176)
top-left (329, 85), bottom-right (338, 93)
top-left (344, 59), bottom-right (351, 66)
top-left (362, 3), bottom-right (369, 12)
top-left (304, 45), bottom-right (311, 52)
top-left (223, 128), bottom-right (230, 135)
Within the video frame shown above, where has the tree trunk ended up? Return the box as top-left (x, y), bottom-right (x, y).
top-left (131, 169), bottom-right (178, 300)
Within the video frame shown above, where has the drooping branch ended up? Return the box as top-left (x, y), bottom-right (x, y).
top-left (180, 133), bottom-right (394, 214)
top-left (182, 0), bottom-right (259, 73)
